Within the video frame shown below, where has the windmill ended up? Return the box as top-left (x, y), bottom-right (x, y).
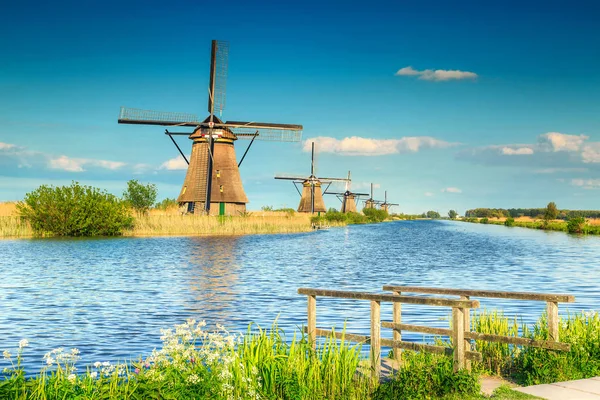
top-left (363, 183), bottom-right (383, 210)
top-left (118, 40), bottom-right (303, 216)
top-left (275, 142), bottom-right (349, 213)
top-left (379, 190), bottom-right (399, 213)
top-left (324, 171), bottom-right (369, 213)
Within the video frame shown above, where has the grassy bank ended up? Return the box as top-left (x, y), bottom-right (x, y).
top-left (460, 216), bottom-right (600, 235)
top-left (4, 311), bottom-right (598, 399)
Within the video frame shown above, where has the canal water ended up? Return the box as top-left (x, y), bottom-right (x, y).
top-left (1, 220), bottom-right (599, 372)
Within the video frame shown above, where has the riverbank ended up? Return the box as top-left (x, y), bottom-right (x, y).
top-left (459, 216), bottom-right (600, 235)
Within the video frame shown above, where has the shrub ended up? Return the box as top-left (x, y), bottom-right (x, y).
top-left (372, 352), bottom-right (480, 400)
top-left (567, 217), bottom-right (587, 234)
top-left (363, 208), bottom-right (388, 222)
top-left (504, 217), bottom-right (515, 227)
top-left (155, 197), bottom-right (178, 210)
top-left (123, 179), bottom-right (157, 216)
top-left (480, 217), bottom-right (489, 224)
top-left (17, 182), bottom-right (133, 237)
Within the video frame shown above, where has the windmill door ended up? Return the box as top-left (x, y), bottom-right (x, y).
top-left (219, 202), bottom-right (225, 216)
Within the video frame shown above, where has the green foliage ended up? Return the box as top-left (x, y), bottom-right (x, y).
top-left (363, 207), bottom-right (389, 222)
top-left (544, 202), bottom-right (558, 221)
top-left (504, 217), bottom-right (515, 227)
top-left (466, 207), bottom-right (600, 220)
top-left (471, 310), bottom-right (521, 375)
top-left (155, 197), bottom-right (178, 210)
top-left (480, 217), bottom-right (489, 224)
top-left (448, 210), bottom-right (458, 219)
top-left (274, 207), bottom-right (296, 216)
top-left (426, 210), bottom-right (441, 219)
top-left (567, 217), bottom-right (587, 234)
top-left (17, 182), bottom-right (133, 237)
top-left (261, 205), bottom-right (274, 211)
top-left (372, 352), bottom-right (480, 400)
top-left (123, 179), bottom-right (157, 215)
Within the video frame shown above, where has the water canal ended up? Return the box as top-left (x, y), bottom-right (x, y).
top-left (1, 220), bottom-right (599, 372)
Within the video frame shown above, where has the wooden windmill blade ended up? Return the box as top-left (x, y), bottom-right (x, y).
top-left (118, 107), bottom-right (201, 126)
top-left (208, 40), bottom-right (229, 118)
top-left (230, 126), bottom-right (302, 142)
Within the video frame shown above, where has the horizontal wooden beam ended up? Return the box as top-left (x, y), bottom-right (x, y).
top-left (464, 331), bottom-right (571, 351)
top-left (297, 288), bottom-right (479, 308)
top-left (383, 285), bottom-right (574, 303)
top-left (304, 327), bottom-right (370, 344)
top-left (381, 321), bottom-right (452, 336)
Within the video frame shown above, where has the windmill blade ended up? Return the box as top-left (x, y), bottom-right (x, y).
top-left (324, 191), bottom-right (344, 195)
top-left (119, 107), bottom-right (200, 126)
top-left (207, 40), bottom-right (229, 117)
top-left (352, 192), bottom-right (370, 196)
top-left (317, 177), bottom-right (351, 182)
top-left (225, 121), bottom-right (302, 130)
top-left (274, 174), bottom-right (308, 181)
top-left (231, 127), bottom-right (302, 142)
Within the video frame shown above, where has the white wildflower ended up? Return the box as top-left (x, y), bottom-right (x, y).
top-left (186, 374), bottom-right (200, 384)
top-left (102, 361), bottom-right (110, 367)
top-left (67, 374), bottom-right (76, 383)
top-left (18, 339), bottom-right (29, 349)
top-left (93, 361), bottom-right (101, 368)
top-left (3, 350), bottom-right (11, 359)
top-left (71, 348), bottom-right (80, 355)
top-left (46, 357), bottom-right (54, 366)
top-left (90, 371), bottom-right (98, 379)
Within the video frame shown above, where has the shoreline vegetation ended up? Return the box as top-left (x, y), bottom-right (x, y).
top-left (2, 310), bottom-right (598, 399)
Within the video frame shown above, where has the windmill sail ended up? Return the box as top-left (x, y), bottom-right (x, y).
top-left (209, 40), bottom-right (229, 117)
top-left (119, 107), bottom-right (200, 126)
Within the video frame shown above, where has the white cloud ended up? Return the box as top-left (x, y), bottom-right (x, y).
top-left (48, 155), bottom-right (126, 172)
top-left (582, 143), bottom-right (600, 163)
top-left (538, 132), bottom-right (588, 152)
top-left (395, 66), bottom-right (478, 81)
top-left (424, 192), bottom-right (434, 197)
top-left (500, 146), bottom-right (534, 155)
top-left (160, 155), bottom-right (189, 170)
top-left (0, 142), bottom-right (16, 150)
top-left (441, 187), bottom-right (462, 193)
top-left (533, 167), bottom-right (588, 174)
top-left (304, 136), bottom-right (455, 156)
top-left (571, 178), bottom-right (600, 189)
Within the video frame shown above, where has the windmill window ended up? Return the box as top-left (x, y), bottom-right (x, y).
top-left (219, 185), bottom-right (224, 193)
top-left (216, 170), bottom-right (221, 178)
top-left (182, 186), bottom-right (187, 195)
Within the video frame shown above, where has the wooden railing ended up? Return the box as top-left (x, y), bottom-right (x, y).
top-left (298, 286), bottom-right (574, 382)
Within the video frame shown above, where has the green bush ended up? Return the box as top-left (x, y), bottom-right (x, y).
top-left (372, 352), bottom-right (480, 400)
top-left (17, 182), bottom-right (133, 237)
top-left (480, 217), bottom-right (489, 224)
top-left (123, 179), bottom-right (157, 216)
top-left (504, 217), bottom-right (515, 227)
top-left (363, 208), bottom-right (388, 222)
top-left (155, 197), bottom-right (178, 210)
top-left (567, 217), bottom-right (587, 234)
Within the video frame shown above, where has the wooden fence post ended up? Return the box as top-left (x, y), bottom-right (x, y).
top-left (370, 300), bottom-right (381, 382)
top-left (460, 295), bottom-right (472, 371)
top-left (308, 295), bottom-right (317, 350)
top-left (452, 307), bottom-right (465, 372)
top-left (393, 291), bottom-right (402, 365)
top-left (547, 301), bottom-right (559, 342)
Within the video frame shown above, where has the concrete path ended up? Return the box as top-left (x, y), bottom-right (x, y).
top-left (515, 377), bottom-right (600, 399)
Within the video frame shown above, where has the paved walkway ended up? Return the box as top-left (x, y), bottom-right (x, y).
top-left (515, 377), bottom-right (600, 399)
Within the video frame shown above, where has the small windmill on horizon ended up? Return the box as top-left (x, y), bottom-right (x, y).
top-left (117, 40), bottom-right (303, 216)
top-left (275, 142), bottom-right (349, 213)
top-left (379, 190), bottom-right (399, 213)
top-left (324, 171), bottom-right (369, 213)
top-left (363, 183), bottom-right (383, 209)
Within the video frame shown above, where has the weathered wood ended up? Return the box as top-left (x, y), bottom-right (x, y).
top-left (452, 307), bottom-right (465, 371)
top-left (383, 285), bottom-right (575, 303)
top-left (381, 321), bottom-right (452, 336)
top-left (297, 288), bottom-right (479, 308)
top-left (307, 295), bottom-right (316, 349)
top-left (303, 327), bottom-right (370, 343)
top-left (461, 296), bottom-right (472, 371)
top-left (371, 300), bottom-right (381, 383)
top-left (464, 331), bottom-right (570, 351)
top-left (380, 338), bottom-right (483, 362)
top-left (392, 291), bottom-right (402, 365)
top-left (547, 301), bottom-right (559, 342)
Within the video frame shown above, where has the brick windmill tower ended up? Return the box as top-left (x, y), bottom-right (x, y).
top-left (275, 142), bottom-right (349, 213)
top-left (324, 171), bottom-right (369, 213)
top-left (379, 190), bottom-right (399, 213)
top-left (118, 40), bottom-right (303, 215)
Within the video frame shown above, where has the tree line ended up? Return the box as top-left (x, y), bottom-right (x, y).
top-left (465, 206), bottom-right (600, 219)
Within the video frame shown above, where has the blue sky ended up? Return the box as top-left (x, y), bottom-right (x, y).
top-left (1, 0), bottom-right (599, 214)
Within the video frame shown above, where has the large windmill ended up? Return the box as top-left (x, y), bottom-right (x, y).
top-left (363, 183), bottom-right (384, 209)
top-left (275, 142), bottom-right (349, 213)
top-left (324, 171), bottom-right (368, 213)
top-left (118, 40), bottom-right (303, 215)
top-left (379, 190), bottom-right (399, 213)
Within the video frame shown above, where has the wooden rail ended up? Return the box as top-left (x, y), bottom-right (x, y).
top-left (299, 286), bottom-right (574, 382)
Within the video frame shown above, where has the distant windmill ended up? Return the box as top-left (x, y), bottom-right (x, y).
top-left (275, 142), bottom-right (349, 213)
top-left (324, 171), bottom-right (369, 213)
top-left (363, 183), bottom-right (383, 209)
top-left (118, 40), bottom-right (303, 216)
top-left (380, 190), bottom-right (399, 213)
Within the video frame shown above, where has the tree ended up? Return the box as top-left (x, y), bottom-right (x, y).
top-left (426, 210), bottom-right (441, 219)
top-left (123, 179), bottom-right (157, 216)
top-left (544, 202), bottom-right (559, 221)
top-left (448, 210), bottom-right (458, 219)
